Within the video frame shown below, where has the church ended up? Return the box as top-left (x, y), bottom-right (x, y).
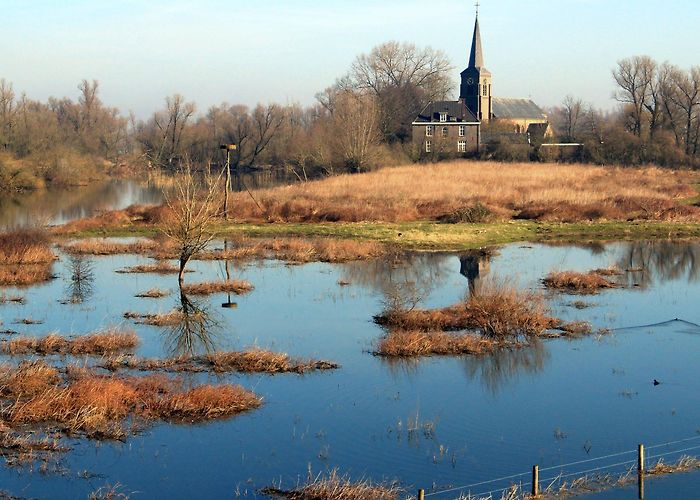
top-left (412, 12), bottom-right (549, 154)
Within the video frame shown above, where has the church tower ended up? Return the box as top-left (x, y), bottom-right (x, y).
top-left (460, 11), bottom-right (492, 122)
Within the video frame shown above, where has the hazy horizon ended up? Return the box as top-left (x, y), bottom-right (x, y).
top-left (3, 0), bottom-right (698, 119)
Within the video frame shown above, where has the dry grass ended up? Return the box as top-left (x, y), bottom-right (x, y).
top-left (376, 281), bottom-right (554, 340)
top-left (376, 330), bottom-right (498, 357)
top-left (261, 469), bottom-right (401, 500)
top-left (89, 483), bottom-right (130, 500)
top-left (0, 228), bottom-right (55, 265)
top-left (196, 237), bottom-right (387, 263)
top-left (0, 431), bottom-right (67, 468)
top-left (55, 204), bottom-right (175, 234)
top-left (0, 294), bottom-right (25, 305)
top-left (101, 349), bottom-right (339, 374)
top-left (543, 270), bottom-right (618, 293)
top-left (115, 262), bottom-right (182, 274)
top-left (0, 329), bottom-right (139, 356)
top-left (134, 288), bottom-right (170, 299)
top-left (180, 280), bottom-right (254, 296)
top-left (60, 238), bottom-right (164, 256)
top-left (0, 263), bottom-right (54, 286)
top-left (224, 162), bottom-right (700, 223)
top-left (123, 310), bottom-right (183, 326)
top-left (0, 361), bottom-right (261, 439)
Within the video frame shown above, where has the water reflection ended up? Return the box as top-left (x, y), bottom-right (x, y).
top-left (63, 255), bottom-right (95, 304)
top-left (459, 252), bottom-right (491, 295)
top-left (616, 241), bottom-right (700, 288)
top-left (461, 342), bottom-right (549, 395)
top-left (341, 253), bottom-right (454, 305)
top-left (162, 290), bottom-right (222, 357)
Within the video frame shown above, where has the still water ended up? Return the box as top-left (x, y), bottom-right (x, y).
top-left (0, 169), bottom-right (298, 228)
top-left (0, 241), bottom-right (699, 498)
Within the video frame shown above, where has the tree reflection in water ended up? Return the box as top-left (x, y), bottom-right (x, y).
top-left (64, 255), bottom-right (95, 304)
top-left (460, 341), bottom-right (548, 395)
top-left (617, 241), bottom-right (700, 288)
top-left (162, 289), bottom-right (222, 357)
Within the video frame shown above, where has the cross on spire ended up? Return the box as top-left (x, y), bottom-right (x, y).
top-left (475, 0), bottom-right (480, 17)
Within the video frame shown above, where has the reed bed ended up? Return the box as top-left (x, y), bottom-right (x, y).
top-left (101, 349), bottom-right (339, 374)
top-left (0, 329), bottom-right (139, 356)
top-left (543, 270), bottom-right (618, 293)
top-left (261, 469), bottom-right (401, 500)
top-left (0, 361), bottom-right (261, 439)
top-left (180, 280), bottom-right (254, 296)
top-left (0, 294), bottom-right (25, 305)
top-left (55, 204), bottom-right (175, 234)
top-left (226, 162), bottom-right (700, 223)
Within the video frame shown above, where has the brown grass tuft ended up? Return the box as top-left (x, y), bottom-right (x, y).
top-left (60, 238), bottom-right (163, 256)
top-left (0, 365), bottom-right (261, 439)
top-left (376, 330), bottom-right (497, 357)
top-left (101, 349), bottom-right (339, 374)
top-left (0, 263), bottom-right (54, 286)
top-left (180, 280), bottom-right (254, 296)
top-left (0, 228), bottom-right (55, 264)
top-left (123, 310), bottom-right (183, 326)
top-left (116, 262), bottom-right (182, 274)
top-left (376, 281), bottom-right (554, 340)
top-left (1, 329), bottom-right (139, 356)
top-left (543, 270), bottom-right (617, 293)
top-left (0, 293), bottom-right (25, 305)
top-left (261, 469), bottom-right (401, 500)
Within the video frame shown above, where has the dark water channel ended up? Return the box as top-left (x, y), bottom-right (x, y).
top-left (1, 241), bottom-right (700, 498)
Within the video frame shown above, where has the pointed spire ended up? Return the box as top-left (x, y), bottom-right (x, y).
top-left (468, 8), bottom-right (484, 69)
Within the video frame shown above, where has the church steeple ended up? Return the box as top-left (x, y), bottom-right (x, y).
top-left (468, 14), bottom-right (484, 69)
top-left (460, 4), bottom-right (492, 122)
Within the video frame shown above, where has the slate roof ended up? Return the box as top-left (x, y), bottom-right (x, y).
top-left (492, 98), bottom-right (546, 120)
top-left (413, 101), bottom-right (479, 123)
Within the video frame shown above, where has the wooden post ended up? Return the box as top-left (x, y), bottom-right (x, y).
top-left (417, 488), bottom-right (425, 500)
top-left (638, 443), bottom-right (645, 500)
top-left (532, 465), bottom-right (539, 497)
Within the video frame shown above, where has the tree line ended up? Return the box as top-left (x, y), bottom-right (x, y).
top-left (1, 48), bottom-right (698, 192)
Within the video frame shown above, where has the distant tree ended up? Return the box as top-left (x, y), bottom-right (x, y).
top-left (328, 91), bottom-right (382, 172)
top-left (612, 56), bottom-right (656, 137)
top-left (332, 41), bottom-right (453, 141)
top-left (139, 94), bottom-right (196, 169)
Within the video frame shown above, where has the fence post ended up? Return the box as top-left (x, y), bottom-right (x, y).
top-left (532, 464), bottom-right (539, 496)
top-left (638, 444), bottom-right (645, 473)
top-left (417, 488), bottom-right (425, 500)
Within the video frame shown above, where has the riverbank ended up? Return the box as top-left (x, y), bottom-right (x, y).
top-left (52, 219), bottom-right (700, 252)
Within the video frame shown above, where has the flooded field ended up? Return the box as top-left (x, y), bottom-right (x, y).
top-left (0, 240), bottom-right (699, 498)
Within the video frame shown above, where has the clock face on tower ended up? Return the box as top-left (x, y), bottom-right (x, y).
top-left (466, 78), bottom-right (474, 85)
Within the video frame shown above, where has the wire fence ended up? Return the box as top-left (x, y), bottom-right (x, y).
top-left (419, 433), bottom-right (700, 499)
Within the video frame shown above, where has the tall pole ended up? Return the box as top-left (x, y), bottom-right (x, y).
top-left (223, 148), bottom-right (231, 220)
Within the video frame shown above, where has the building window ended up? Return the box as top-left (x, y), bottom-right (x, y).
top-left (439, 112), bottom-right (447, 122)
top-left (458, 141), bottom-right (467, 153)
top-left (425, 140), bottom-right (432, 153)
top-left (442, 127), bottom-right (448, 137)
top-left (426, 125), bottom-right (434, 137)
top-left (482, 84), bottom-right (487, 97)
top-left (459, 125), bottom-right (466, 137)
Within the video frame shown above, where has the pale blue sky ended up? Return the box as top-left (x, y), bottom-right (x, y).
top-left (2, 0), bottom-right (698, 118)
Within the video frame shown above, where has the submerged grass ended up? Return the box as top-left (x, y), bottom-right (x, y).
top-left (180, 280), bottom-right (254, 296)
top-left (134, 288), bottom-right (170, 299)
top-left (101, 349), bottom-right (339, 374)
top-left (376, 330), bottom-right (497, 357)
top-left (0, 329), bottom-right (139, 356)
top-left (115, 262), bottom-right (182, 274)
top-left (261, 468), bottom-right (401, 499)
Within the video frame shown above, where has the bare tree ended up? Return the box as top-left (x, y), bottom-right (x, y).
top-left (612, 56), bottom-right (655, 137)
top-left (561, 95), bottom-right (583, 141)
top-left (0, 79), bottom-right (16, 150)
top-left (330, 91), bottom-right (381, 172)
top-left (335, 41), bottom-right (453, 141)
top-left (162, 162), bottom-right (222, 284)
top-left (664, 66), bottom-right (700, 155)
